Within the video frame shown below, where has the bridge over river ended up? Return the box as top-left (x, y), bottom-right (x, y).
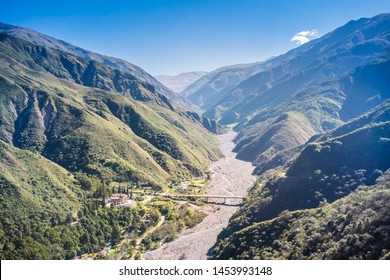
top-left (129, 190), bottom-right (245, 205)
top-left (160, 194), bottom-right (245, 204)
top-left (143, 131), bottom-right (256, 260)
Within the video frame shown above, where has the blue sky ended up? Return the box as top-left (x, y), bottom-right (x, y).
top-left (1, 0), bottom-right (390, 75)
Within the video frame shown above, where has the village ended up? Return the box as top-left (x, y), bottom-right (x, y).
top-left (72, 176), bottom-right (213, 260)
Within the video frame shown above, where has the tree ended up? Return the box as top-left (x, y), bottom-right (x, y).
top-left (111, 225), bottom-right (122, 244)
top-left (65, 213), bottom-right (73, 224)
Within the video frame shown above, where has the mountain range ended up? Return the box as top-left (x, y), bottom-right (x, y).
top-left (0, 22), bottom-right (225, 259)
top-left (211, 100), bottom-right (390, 259)
top-left (181, 61), bottom-right (266, 109)
top-left (0, 22), bottom-right (200, 111)
top-left (197, 14), bottom-right (390, 175)
top-left (155, 71), bottom-right (207, 94)
top-left (194, 13), bottom-right (390, 260)
top-left (1, 13), bottom-right (390, 260)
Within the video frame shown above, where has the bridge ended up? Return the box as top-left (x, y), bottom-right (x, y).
top-left (160, 194), bottom-right (245, 204)
top-left (127, 190), bottom-right (245, 205)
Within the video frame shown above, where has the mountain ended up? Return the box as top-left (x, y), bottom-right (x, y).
top-left (0, 33), bottom-right (223, 188)
top-left (206, 14), bottom-right (390, 122)
top-left (0, 27), bottom-right (227, 259)
top-left (209, 13), bottom-right (390, 261)
top-left (0, 23), bottom-right (224, 133)
top-left (210, 173), bottom-right (390, 260)
top-left (180, 62), bottom-right (266, 109)
top-left (0, 22), bottom-right (194, 109)
top-left (0, 140), bottom-right (83, 259)
top-left (155, 71), bottom-right (207, 93)
top-left (181, 42), bottom-right (317, 110)
top-left (200, 13), bottom-right (390, 171)
top-left (211, 99), bottom-right (390, 259)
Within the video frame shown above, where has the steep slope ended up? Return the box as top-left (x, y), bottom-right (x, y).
top-left (210, 174), bottom-right (390, 260)
top-left (0, 33), bottom-right (222, 190)
top-left (181, 62), bottom-right (265, 109)
top-left (0, 140), bottom-right (83, 259)
top-left (206, 13), bottom-right (390, 123)
top-left (254, 99), bottom-right (390, 174)
top-left (0, 22), bottom-right (188, 107)
top-left (0, 33), bottom-right (176, 109)
top-left (212, 100), bottom-right (390, 257)
top-left (155, 71), bottom-right (207, 93)
top-left (201, 14), bottom-right (390, 170)
top-left (237, 56), bottom-right (390, 171)
top-left (0, 31), bottom-right (220, 133)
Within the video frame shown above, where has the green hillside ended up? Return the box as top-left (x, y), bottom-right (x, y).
top-left (195, 14), bottom-right (390, 173)
top-left (0, 140), bottom-right (82, 259)
top-left (212, 101), bottom-right (390, 259)
top-left (0, 34), bottom-right (222, 190)
top-left (0, 31), bottom-right (223, 259)
top-left (234, 56), bottom-right (390, 173)
top-left (210, 174), bottom-right (390, 260)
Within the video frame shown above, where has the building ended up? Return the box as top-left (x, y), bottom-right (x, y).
top-left (110, 193), bottom-right (128, 206)
top-left (97, 249), bottom-right (107, 257)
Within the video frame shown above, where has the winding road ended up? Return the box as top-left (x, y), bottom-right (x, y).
top-left (143, 131), bottom-right (256, 260)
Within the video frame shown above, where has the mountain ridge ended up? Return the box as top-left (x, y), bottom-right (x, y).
top-left (211, 99), bottom-right (390, 259)
top-left (155, 71), bottom-right (207, 93)
top-left (0, 21), bottom-right (197, 110)
top-left (193, 13), bottom-right (390, 172)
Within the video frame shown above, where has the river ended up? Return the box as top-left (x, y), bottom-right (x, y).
top-left (143, 131), bottom-right (256, 260)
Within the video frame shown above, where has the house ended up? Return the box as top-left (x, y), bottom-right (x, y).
top-left (97, 249), bottom-right (107, 257)
top-left (110, 193), bottom-right (128, 206)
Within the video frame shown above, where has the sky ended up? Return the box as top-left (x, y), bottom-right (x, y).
top-left (1, 0), bottom-right (390, 75)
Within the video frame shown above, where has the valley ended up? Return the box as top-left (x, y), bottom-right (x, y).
top-left (1, 12), bottom-right (390, 261)
top-left (143, 131), bottom-right (256, 260)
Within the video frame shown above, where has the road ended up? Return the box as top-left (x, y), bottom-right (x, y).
top-left (121, 215), bottom-right (166, 260)
top-left (143, 131), bottom-right (256, 260)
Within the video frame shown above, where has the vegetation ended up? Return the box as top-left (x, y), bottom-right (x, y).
top-left (141, 202), bottom-right (207, 251)
top-left (0, 140), bottom-right (157, 259)
top-left (210, 175), bottom-right (390, 259)
top-left (201, 15), bottom-right (390, 172)
top-left (2, 15), bottom-right (390, 261)
top-left (0, 32), bottom-right (223, 187)
top-left (0, 31), bottom-right (219, 259)
top-left (212, 101), bottom-right (390, 259)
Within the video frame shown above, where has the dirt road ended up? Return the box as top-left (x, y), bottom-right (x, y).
top-left (143, 131), bottom-right (255, 260)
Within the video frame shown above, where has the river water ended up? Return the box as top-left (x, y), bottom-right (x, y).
top-left (143, 131), bottom-right (256, 260)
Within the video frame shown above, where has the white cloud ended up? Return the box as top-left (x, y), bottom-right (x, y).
top-left (290, 29), bottom-right (319, 45)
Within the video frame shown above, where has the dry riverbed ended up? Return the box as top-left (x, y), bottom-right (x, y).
top-left (143, 131), bottom-right (256, 260)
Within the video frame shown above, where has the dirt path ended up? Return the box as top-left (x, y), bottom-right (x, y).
top-left (127, 215), bottom-right (166, 260)
top-left (143, 131), bottom-right (256, 260)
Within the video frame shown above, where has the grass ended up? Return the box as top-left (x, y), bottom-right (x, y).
top-left (0, 33), bottom-right (223, 259)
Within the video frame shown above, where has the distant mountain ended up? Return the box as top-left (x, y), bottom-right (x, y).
top-left (207, 13), bottom-right (390, 260)
top-left (181, 62), bottom-right (266, 109)
top-left (211, 99), bottom-right (390, 259)
top-left (0, 22), bottom-right (193, 109)
top-left (206, 14), bottom-right (390, 123)
top-left (238, 55), bottom-right (390, 172)
top-left (155, 71), bottom-right (207, 93)
top-left (181, 43), bottom-right (317, 110)
top-left (201, 13), bottom-right (390, 170)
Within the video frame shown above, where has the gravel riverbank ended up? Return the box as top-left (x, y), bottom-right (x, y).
top-left (143, 131), bottom-right (256, 260)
